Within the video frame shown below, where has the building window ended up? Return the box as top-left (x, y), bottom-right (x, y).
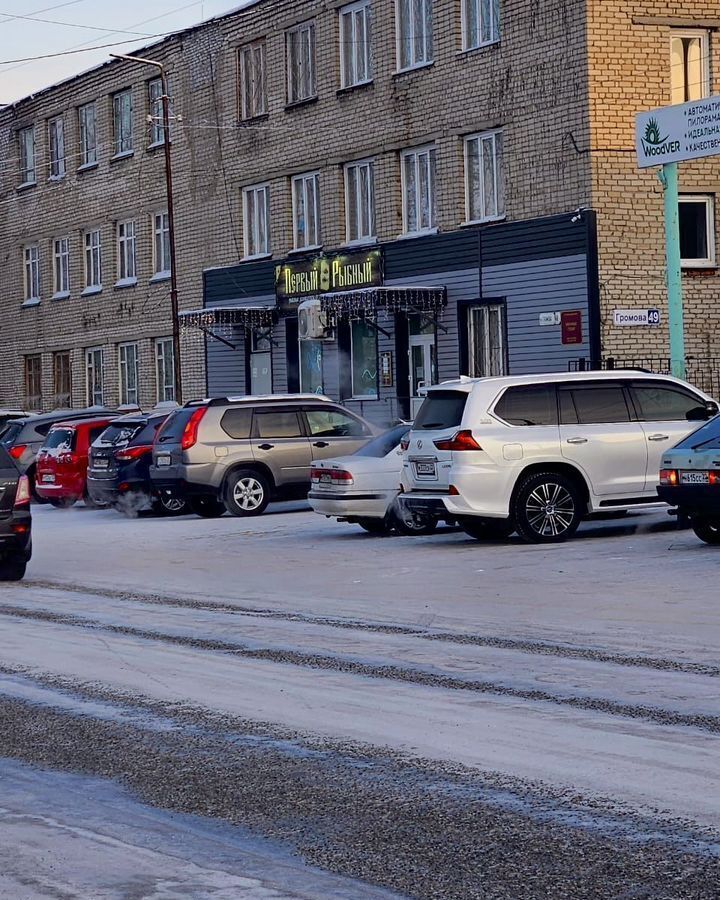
top-left (153, 211), bottom-right (171, 277)
top-left (53, 238), bottom-right (70, 297)
top-left (84, 230), bottom-right (102, 291)
top-left (344, 160), bottom-right (375, 243)
top-left (469, 304), bottom-right (506, 377)
top-left (351, 320), bottom-right (378, 397)
top-left (117, 221), bottom-right (137, 284)
top-left (239, 41), bottom-right (267, 119)
top-left (396, 0), bottom-right (433, 70)
top-left (300, 339), bottom-right (324, 394)
top-left (401, 145), bottom-right (436, 235)
top-left (79, 102), bottom-right (97, 167)
top-left (53, 351), bottom-right (72, 407)
top-left (48, 116), bottom-right (66, 179)
top-left (340, 0), bottom-right (372, 88)
top-left (464, 130), bottom-right (505, 223)
top-left (23, 245), bottom-right (40, 303)
top-left (287, 21), bottom-right (316, 104)
top-left (112, 89), bottom-right (133, 156)
top-left (147, 77), bottom-right (166, 146)
top-left (19, 126), bottom-right (36, 185)
top-left (86, 347), bottom-right (104, 406)
top-left (292, 172), bottom-right (321, 249)
top-left (679, 195), bottom-right (716, 268)
top-left (242, 184), bottom-right (271, 258)
top-left (462, 0), bottom-right (500, 51)
top-left (155, 337), bottom-right (175, 402)
top-left (671, 30), bottom-right (709, 104)
top-left (118, 343), bottom-right (139, 406)
top-left (24, 356), bottom-right (42, 410)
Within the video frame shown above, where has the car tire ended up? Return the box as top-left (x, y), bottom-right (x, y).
top-left (391, 509), bottom-right (439, 536)
top-left (460, 517), bottom-right (514, 541)
top-left (49, 497), bottom-right (76, 509)
top-left (224, 470), bottom-right (270, 517)
top-left (153, 494), bottom-right (188, 517)
top-left (691, 517), bottom-right (720, 545)
top-left (190, 496), bottom-right (226, 518)
top-left (356, 517), bottom-right (391, 535)
top-left (513, 472), bottom-right (583, 544)
top-left (0, 555), bottom-right (27, 581)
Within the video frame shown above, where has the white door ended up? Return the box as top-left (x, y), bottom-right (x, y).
top-left (408, 315), bottom-right (436, 415)
top-left (469, 304), bottom-right (506, 377)
top-left (250, 330), bottom-right (272, 395)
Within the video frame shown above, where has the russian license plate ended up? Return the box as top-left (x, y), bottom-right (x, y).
top-left (319, 473), bottom-right (332, 483)
top-left (41, 474), bottom-right (55, 483)
top-left (156, 455), bottom-right (172, 467)
top-left (415, 460), bottom-right (437, 477)
top-left (94, 458), bottom-right (109, 470)
top-left (680, 471), bottom-right (709, 485)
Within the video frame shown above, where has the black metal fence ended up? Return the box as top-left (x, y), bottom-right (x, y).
top-left (568, 357), bottom-right (720, 398)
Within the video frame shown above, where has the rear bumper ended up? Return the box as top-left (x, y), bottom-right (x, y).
top-left (657, 485), bottom-right (720, 515)
top-left (0, 512), bottom-right (32, 557)
top-left (397, 494), bottom-right (453, 520)
top-left (308, 490), bottom-right (391, 519)
top-left (149, 472), bottom-right (214, 499)
top-left (35, 477), bottom-right (84, 501)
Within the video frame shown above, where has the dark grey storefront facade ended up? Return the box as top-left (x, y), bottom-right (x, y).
top-left (189, 212), bottom-right (601, 427)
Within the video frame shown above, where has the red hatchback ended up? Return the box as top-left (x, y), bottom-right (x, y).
top-left (35, 417), bottom-right (117, 508)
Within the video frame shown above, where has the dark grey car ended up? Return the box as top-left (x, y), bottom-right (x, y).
top-left (149, 395), bottom-right (374, 517)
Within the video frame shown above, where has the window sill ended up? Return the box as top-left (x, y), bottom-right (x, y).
top-left (238, 113), bottom-right (269, 125)
top-left (456, 38), bottom-right (500, 57)
top-left (146, 140), bottom-right (170, 152)
top-left (396, 227), bottom-right (439, 240)
top-left (114, 277), bottom-right (138, 289)
top-left (241, 252), bottom-right (273, 262)
top-left (17, 181), bottom-right (37, 193)
top-left (393, 61), bottom-right (434, 78)
top-left (110, 150), bottom-right (134, 162)
top-left (48, 173), bottom-right (66, 183)
top-left (341, 237), bottom-right (378, 249)
top-left (21, 298), bottom-right (40, 308)
top-left (149, 271), bottom-right (172, 283)
top-left (460, 215), bottom-right (506, 227)
top-left (81, 285), bottom-right (103, 297)
top-left (51, 291), bottom-right (70, 301)
top-left (288, 244), bottom-right (323, 256)
top-left (682, 263), bottom-right (718, 272)
top-left (284, 95), bottom-right (319, 111)
top-left (336, 79), bottom-right (374, 97)
top-left (77, 162), bottom-right (98, 174)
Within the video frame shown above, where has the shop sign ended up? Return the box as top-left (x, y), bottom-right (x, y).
top-left (561, 310), bottom-right (583, 345)
top-left (636, 96), bottom-right (720, 168)
top-left (275, 248), bottom-right (383, 309)
top-left (380, 351), bottom-right (393, 387)
top-left (613, 308), bottom-right (661, 327)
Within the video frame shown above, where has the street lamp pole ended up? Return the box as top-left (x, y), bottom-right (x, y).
top-left (111, 53), bottom-right (182, 403)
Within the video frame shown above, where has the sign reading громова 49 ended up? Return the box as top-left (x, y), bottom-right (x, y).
top-left (635, 95), bottom-right (720, 168)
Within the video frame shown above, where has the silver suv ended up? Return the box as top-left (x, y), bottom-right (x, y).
top-left (149, 394), bottom-right (374, 517)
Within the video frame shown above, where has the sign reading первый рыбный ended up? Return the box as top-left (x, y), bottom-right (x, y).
top-left (635, 96), bottom-right (720, 168)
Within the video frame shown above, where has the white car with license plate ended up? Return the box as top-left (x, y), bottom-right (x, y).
top-left (399, 371), bottom-right (717, 543)
top-left (308, 424), bottom-right (437, 535)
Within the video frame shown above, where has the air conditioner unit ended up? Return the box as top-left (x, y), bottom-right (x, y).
top-left (298, 297), bottom-right (333, 340)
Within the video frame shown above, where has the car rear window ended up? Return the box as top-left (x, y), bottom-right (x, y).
top-left (674, 415), bottom-right (720, 450)
top-left (354, 425), bottom-right (409, 458)
top-left (96, 421), bottom-right (145, 447)
top-left (413, 391), bottom-right (468, 430)
top-left (221, 408), bottom-right (252, 440)
top-left (0, 422), bottom-right (22, 446)
top-left (132, 418), bottom-right (167, 445)
top-left (495, 386), bottom-right (558, 426)
top-left (156, 408), bottom-right (201, 444)
top-left (44, 428), bottom-right (76, 451)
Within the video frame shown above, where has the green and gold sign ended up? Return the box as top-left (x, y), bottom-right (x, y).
top-left (275, 249), bottom-right (383, 309)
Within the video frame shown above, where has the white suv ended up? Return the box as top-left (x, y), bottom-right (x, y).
top-left (399, 371), bottom-right (718, 543)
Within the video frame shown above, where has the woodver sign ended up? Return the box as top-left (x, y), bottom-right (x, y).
top-left (275, 249), bottom-right (383, 309)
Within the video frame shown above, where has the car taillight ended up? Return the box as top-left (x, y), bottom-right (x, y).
top-left (181, 408), bottom-right (207, 451)
top-left (9, 444), bottom-right (26, 460)
top-left (659, 469), bottom-right (678, 486)
top-left (433, 430), bottom-right (482, 452)
top-left (115, 445), bottom-right (153, 462)
top-left (14, 475), bottom-right (31, 507)
top-left (400, 438), bottom-right (410, 451)
top-left (709, 471), bottom-right (720, 486)
top-left (310, 467), bottom-right (354, 484)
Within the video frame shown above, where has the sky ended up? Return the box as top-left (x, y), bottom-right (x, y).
top-left (0, 1), bottom-right (241, 104)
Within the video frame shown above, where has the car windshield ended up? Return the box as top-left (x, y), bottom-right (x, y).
top-left (674, 415), bottom-right (720, 451)
top-left (413, 391), bottom-right (469, 430)
top-left (354, 425), bottom-right (410, 458)
top-left (43, 428), bottom-right (76, 451)
top-left (95, 422), bottom-right (145, 447)
top-left (0, 422), bottom-right (23, 447)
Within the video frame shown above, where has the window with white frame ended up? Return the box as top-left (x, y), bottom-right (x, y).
top-left (344, 160), bottom-right (375, 243)
top-left (243, 184), bottom-right (271, 257)
top-left (148, 78), bottom-right (165, 146)
top-left (118, 343), bottom-right (139, 406)
top-left (671, 30), bottom-right (710, 104)
top-left (464, 130), bottom-right (505, 223)
top-left (401, 145), bottom-right (436, 234)
top-left (117, 221), bottom-right (137, 283)
top-left (292, 172), bottom-right (321, 249)
top-left (86, 347), bottom-right (104, 406)
top-left (78, 102), bottom-right (97, 167)
top-left (239, 41), bottom-right (267, 119)
top-left (155, 337), bottom-right (175, 402)
top-left (23, 245), bottom-right (40, 302)
top-left (153, 211), bottom-right (171, 276)
top-left (84, 229), bottom-right (102, 290)
top-left (462, 0), bottom-right (500, 51)
top-left (351, 319), bottom-right (378, 397)
top-left (48, 116), bottom-right (66, 178)
top-left (340, 0), bottom-right (372, 88)
top-left (53, 238), bottom-right (70, 296)
top-left (287, 21), bottom-right (316, 103)
top-left (112, 89), bottom-right (133, 156)
top-left (396, 0), bottom-right (433, 70)
top-left (679, 195), bottom-right (716, 268)
top-left (19, 126), bottom-right (36, 185)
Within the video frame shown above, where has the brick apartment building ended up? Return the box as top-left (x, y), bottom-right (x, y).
top-left (0, 0), bottom-right (718, 418)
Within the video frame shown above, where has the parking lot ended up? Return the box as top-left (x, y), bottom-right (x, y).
top-left (1, 503), bottom-right (719, 899)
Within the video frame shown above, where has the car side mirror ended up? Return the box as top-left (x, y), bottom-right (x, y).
top-left (687, 402), bottom-right (718, 422)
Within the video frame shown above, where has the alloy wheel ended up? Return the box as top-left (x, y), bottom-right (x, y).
top-left (525, 482), bottom-right (575, 538)
top-left (232, 477), bottom-right (265, 512)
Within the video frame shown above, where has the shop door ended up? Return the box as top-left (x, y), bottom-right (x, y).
top-left (250, 330), bottom-right (272, 395)
top-left (408, 315), bottom-right (437, 417)
top-left (469, 304), bottom-right (506, 377)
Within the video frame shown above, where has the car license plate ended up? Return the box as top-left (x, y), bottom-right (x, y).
top-left (41, 474), bottom-right (55, 483)
top-left (415, 460), bottom-right (437, 477)
top-left (94, 458), bottom-right (109, 470)
top-left (680, 471), bottom-right (709, 485)
top-left (319, 473), bottom-right (332, 483)
top-left (156, 455), bottom-right (172, 467)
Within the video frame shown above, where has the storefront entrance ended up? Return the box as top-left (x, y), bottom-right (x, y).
top-left (408, 314), bottom-right (437, 416)
top-left (250, 329), bottom-right (272, 394)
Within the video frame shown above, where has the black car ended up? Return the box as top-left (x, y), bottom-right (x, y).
top-left (87, 412), bottom-right (188, 516)
top-left (0, 445), bottom-right (32, 580)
